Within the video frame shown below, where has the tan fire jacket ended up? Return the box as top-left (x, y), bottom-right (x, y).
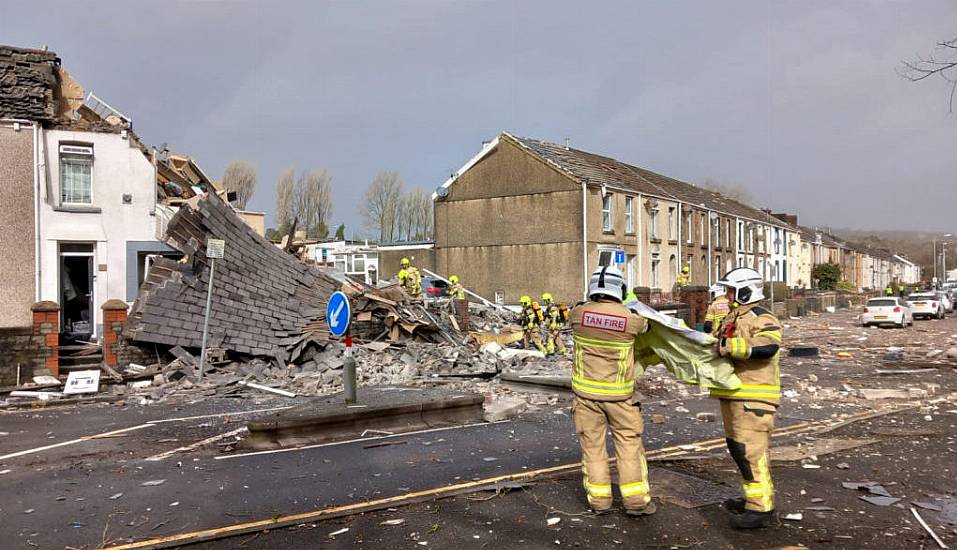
top-left (710, 303), bottom-right (782, 406)
top-left (570, 299), bottom-right (648, 402)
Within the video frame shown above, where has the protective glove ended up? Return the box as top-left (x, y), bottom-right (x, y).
top-left (718, 336), bottom-right (751, 360)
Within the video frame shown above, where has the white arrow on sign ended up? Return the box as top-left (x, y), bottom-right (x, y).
top-left (331, 300), bottom-right (345, 329)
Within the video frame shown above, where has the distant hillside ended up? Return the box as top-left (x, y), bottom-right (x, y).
top-left (831, 228), bottom-right (946, 278)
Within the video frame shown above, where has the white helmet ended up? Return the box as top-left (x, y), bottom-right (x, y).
top-left (709, 284), bottom-right (725, 300)
top-left (589, 266), bottom-right (626, 302)
top-left (716, 267), bottom-right (764, 305)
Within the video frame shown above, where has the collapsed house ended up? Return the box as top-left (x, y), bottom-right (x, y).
top-left (126, 191), bottom-right (463, 366)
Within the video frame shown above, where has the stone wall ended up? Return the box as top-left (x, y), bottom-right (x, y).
top-left (0, 327), bottom-right (44, 386)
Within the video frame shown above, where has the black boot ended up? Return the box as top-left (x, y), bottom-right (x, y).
top-left (723, 497), bottom-right (746, 513)
top-left (729, 509), bottom-right (773, 529)
top-left (625, 500), bottom-right (657, 517)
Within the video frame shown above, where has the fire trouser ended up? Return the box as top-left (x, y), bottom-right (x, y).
top-left (719, 399), bottom-right (776, 512)
top-left (573, 396), bottom-right (650, 511)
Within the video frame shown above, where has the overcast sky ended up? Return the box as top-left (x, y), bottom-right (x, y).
top-left (3, 1), bottom-right (955, 234)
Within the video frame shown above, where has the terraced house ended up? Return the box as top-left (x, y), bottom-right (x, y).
top-left (430, 132), bottom-right (799, 304)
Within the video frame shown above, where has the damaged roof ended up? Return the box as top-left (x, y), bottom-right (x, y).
top-left (0, 45), bottom-right (60, 122)
top-left (503, 132), bottom-right (794, 229)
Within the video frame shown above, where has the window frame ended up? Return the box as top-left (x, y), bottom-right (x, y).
top-left (59, 144), bottom-right (94, 206)
top-left (667, 207), bottom-right (676, 240)
top-left (624, 196), bottom-right (634, 234)
top-left (649, 208), bottom-right (660, 239)
top-left (601, 193), bottom-right (613, 232)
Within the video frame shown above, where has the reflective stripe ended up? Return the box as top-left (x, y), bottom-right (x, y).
top-left (585, 482), bottom-right (612, 497)
top-left (573, 335), bottom-right (632, 349)
top-left (728, 337), bottom-right (749, 359)
top-left (710, 383), bottom-right (780, 400)
top-left (572, 377), bottom-right (635, 396)
top-left (620, 481), bottom-right (649, 496)
top-left (754, 329), bottom-right (782, 343)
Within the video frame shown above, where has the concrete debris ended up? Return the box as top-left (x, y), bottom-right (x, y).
top-left (483, 396), bottom-right (527, 422)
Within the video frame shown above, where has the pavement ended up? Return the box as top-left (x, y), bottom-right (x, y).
top-left (0, 307), bottom-right (955, 549)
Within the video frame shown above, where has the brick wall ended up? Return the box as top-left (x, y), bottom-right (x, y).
top-left (31, 301), bottom-right (59, 376)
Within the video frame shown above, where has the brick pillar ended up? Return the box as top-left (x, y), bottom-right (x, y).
top-left (681, 285), bottom-right (710, 327)
top-left (453, 299), bottom-right (470, 330)
top-left (634, 287), bottom-right (652, 303)
top-left (101, 299), bottom-right (129, 367)
top-left (31, 301), bottom-right (60, 377)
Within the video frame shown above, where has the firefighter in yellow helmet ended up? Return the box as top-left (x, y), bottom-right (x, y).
top-left (448, 275), bottom-right (465, 300)
top-left (712, 267), bottom-right (782, 529)
top-left (397, 257), bottom-right (422, 297)
top-left (518, 295), bottom-right (546, 353)
top-left (570, 266), bottom-right (654, 516)
top-left (541, 292), bottom-right (567, 355)
top-left (703, 284), bottom-right (731, 336)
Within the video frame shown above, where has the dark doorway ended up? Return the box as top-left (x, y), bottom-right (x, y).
top-left (59, 243), bottom-right (94, 340)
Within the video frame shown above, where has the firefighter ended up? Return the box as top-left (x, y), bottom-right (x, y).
top-left (518, 295), bottom-right (546, 353)
top-left (448, 275), bottom-right (465, 300)
top-left (711, 267), bottom-right (782, 529)
top-left (570, 266), bottom-right (654, 516)
top-left (397, 257), bottom-right (422, 297)
top-left (885, 285), bottom-right (894, 296)
top-left (703, 284), bottom-right (731, 335)
top-left (541, 292), bottom-right (568, 355)
top-left (675, 265), bottom-right (691, 301)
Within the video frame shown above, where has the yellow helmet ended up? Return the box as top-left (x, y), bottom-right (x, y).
top-left (519, 295), bottom-right (532, 306)
top-left (541, 292), bottom-right (553, 304)
top-left (682, 265), bottom-right (690, 274)
top-left (449, 275), bottom-right (459, 284)
top-left (400, 257), bottom-right (411, 267)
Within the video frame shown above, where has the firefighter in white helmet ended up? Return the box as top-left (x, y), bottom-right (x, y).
top-left (570, 266), bottom-right (654, 516)
top-left (711, 267), bottom-right (782, 529)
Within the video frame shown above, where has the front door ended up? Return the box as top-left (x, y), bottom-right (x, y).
top-left (59, 243), bottom-right (95, 341)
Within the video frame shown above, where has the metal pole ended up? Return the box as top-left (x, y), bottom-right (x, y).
top-left (198, 257), bottom-right (216, 378)
top-left (342, 333), bottom-right (356, 404)
top-left (933, 238), bottom-right (937, 283)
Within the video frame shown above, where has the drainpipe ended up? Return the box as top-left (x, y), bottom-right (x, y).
top-left (33, 123), bottom-right (42, 301)
top-left (636, 193), bottom-right (643, 287)
top-left (707, 210), bottom-right (708, 288)
top-left (677, 203), bottom-right (682, 281)
top-left (581, 178), bottom-right (589, 300)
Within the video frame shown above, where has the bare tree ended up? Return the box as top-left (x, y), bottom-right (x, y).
top-left (295, 169), bottom-right (334, 239)
top-left (899, 36), bottom-right (957, 112)
top-left (360, 171), bottom-right (404, 242)
top-left (406, 187), bottom-right (433, 241)
top-left (700, 178), bottom-right (754, 205)
top-left (275, 166), bottom-right (296, 235)
top-left (222, 160), bottom-right (257, 209)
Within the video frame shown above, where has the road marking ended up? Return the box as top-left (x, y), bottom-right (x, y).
top-left (214, 420), bottom-right (508, 461)
top-left (0, 424), bottom-right (153, 462)
top-left (146, 406), bottom-right (293, 425)
top-left (145, 427), bottom-right (248, 462)
top-left (102, 402), bottom-right (929, 550)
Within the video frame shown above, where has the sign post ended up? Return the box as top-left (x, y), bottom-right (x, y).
top-left (615, 249), bottom-right (626, 265)
top-left (199, 238), bottom-right (225, 378)
top-left (326, 291), bottom-right (355, 403)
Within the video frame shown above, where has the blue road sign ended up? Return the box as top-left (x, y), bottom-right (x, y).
top-left (615, 249), bottom-right (626, 264)
top-left (326, 291), bottom-right (351, 337)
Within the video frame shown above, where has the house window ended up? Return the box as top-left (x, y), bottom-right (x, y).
top-left (715, 255), bottom-right (722, 280)
top-left (624, 197), bottom-right (634, 233)
top-left (687, 254), bottom-right (694, 274)
top-left (649, 208), bottom-right (659, 239)
top-left (737, 221), bottom-right (744, 250)
top-left (686, 212), bottom-right (693, 243)
top-left (667, 207), bottom-right (676, 240)
top-left (60, 144), bottom-right (93, 204)
top-left (669, 255), bottom-right (677, 288)
top-left (773, 228), bottom-right (782, 255)
top-left (651, 256), bottom-right (661, 288)
top-left (748, 225), bottom-right (754, 252)
top-left (726, 220), bottom-right (732, 248)
top-left (700, 214), bottom-right (706, 244)
top-left (602, 194), bottom-right (613, 231)
top-left (353, 254), bottom-right (366, 273)
top-left (714, 218), bottom-right (720, 245)
top-left (333, 254), bottom-right (347, 272)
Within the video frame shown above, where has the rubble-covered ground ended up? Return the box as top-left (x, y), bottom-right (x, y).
top-left (1, 304), bottom-right (955, 549)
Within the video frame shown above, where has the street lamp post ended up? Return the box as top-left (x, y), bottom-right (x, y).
top-left (933, 233), bottom-right (952, 288)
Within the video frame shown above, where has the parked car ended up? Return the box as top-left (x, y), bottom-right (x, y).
top-left (421, 277), bottom-right (451, 298)
top-left (861, 297), bottom-right (913, 328)
top-left (907, 292), bottom-right (946, 320)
